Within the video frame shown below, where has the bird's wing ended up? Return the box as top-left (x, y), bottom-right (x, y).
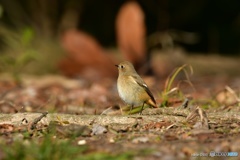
top-left (131, 75), bottom-right (156, 104)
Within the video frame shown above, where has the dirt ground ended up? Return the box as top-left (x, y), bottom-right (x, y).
top-left (0, 54), bottom-right (240, 159)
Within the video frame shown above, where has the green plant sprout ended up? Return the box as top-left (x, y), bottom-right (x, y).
top-left (0, 27), bottom-right (37, 85)
top-left (160, 64), bottom-right (194, 107)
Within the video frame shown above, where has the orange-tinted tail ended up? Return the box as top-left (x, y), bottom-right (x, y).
top-left (147, 98), bottom-right (157, 108)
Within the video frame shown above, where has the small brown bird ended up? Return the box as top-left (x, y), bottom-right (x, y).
top-left (116, 61), bottom-right (157, 114)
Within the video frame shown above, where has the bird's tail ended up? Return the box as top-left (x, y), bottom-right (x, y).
top-left (147, 99), bottom-right (157, 108)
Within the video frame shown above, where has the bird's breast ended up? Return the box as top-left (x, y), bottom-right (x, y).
top-left (117, 76), bottom-right (144, 105)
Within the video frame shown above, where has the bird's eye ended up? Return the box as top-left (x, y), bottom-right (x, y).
top-left (120, 65), bottom-right (124, 68)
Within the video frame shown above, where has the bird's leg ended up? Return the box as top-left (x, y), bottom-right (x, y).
top-left (129, 104), bottom-right (134, 114)
top-left (139, 102), bottom-right (145, 115)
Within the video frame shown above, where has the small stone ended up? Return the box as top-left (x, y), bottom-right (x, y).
top-left (77, 140), bottom-right (86, 145)
top-left (132, 137), bottom-right (149, 143)
top-left (91, 124), bottom-right (107, 135)
top-left (109, 138), bottom-right (115, 143)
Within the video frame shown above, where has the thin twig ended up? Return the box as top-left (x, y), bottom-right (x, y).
top-left (225, 86), bottom-right (240, 102)
top-left (166, 123), bottom-right (176, 130)
top-left (28, 112), bottom-right (48, 130)
top-left (181, 98), bottom-right (189, 108)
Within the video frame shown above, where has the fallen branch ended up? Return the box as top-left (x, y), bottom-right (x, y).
top-left (0, 107), bottom-right (239, 128)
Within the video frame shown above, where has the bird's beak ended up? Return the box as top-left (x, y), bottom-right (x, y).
top-left (115, 64), bottom-right (119, 68)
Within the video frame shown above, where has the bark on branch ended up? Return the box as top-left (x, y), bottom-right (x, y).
top-left (0, 108), bottom-right (239, 127)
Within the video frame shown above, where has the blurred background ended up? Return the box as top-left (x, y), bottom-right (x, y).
top-left (0, 0), bottom-right (239, 80)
